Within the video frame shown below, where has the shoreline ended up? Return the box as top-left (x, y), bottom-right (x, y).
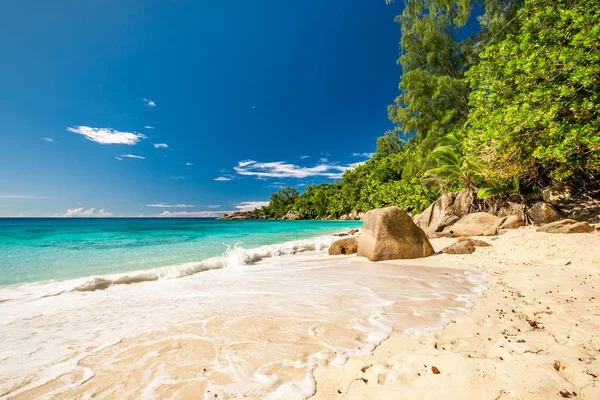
top-left (310, 227), bottom-right (600, 399)
top-left (0, 219), bottom-right (363, 289)
top-left (0, 228), bottom-right (481, 399)
top-left (2, 225), bottom-right (598, 398)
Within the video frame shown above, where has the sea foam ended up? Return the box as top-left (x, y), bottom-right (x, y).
top-left (0, 233), bottom-right (487, 400)
top-left (0, 234), bottom-right (340, 304)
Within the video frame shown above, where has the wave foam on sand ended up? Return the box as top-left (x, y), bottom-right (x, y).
top-left (0, 234), bottom-right (487, 399)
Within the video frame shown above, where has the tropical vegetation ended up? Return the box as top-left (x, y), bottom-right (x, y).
top-left (258, 0), bottom-right (599, 219)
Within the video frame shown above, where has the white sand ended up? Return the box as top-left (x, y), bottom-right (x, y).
top-left (311, 226), bottom-right (600, 399)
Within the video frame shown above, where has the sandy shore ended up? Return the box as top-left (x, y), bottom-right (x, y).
top-left (311, 226), bottom-right (600, 399)
top-left (3, 226), bottom-right (599, 399)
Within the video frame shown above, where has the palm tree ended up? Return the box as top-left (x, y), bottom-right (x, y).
top-left (424, 131), bottom-right (477, 190)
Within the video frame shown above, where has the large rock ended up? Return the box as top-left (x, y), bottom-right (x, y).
top-left (415, 192), bottom-right (460, 235)
top-left (282, 209), bottom-right (301, 220)
top-left (453, 189), bottom-right (476, 218)
top-left (541, 182), bottom-right (574, 206)
top-left (499, 215), bottom-right (526, 230)
top-left (357, 207), bottom-right (435, 261)
top-left (442, 241), bottom-right (475, 254)
top-left (537, 219), bottom-right (595, 234)
top-left (328, 237), bottom-right (359, 255)
top-left (442, 212), bottom-right (505, 237)
top-left (527, 202), bottom-right (562, 225)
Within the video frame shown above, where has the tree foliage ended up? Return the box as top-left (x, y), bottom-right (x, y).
top-left (466, 0), bottom-right (600, 184)
top-left (259, 0), bottom-right (598, 219)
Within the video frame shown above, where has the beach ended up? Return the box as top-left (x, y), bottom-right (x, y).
top-left (312, 227), bottom-right (600, 399)
top-left (1, 222), bottom-right (599, 399)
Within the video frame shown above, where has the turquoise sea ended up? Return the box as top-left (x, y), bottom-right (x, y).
top-left (0, 218), bottom-right (362, 287)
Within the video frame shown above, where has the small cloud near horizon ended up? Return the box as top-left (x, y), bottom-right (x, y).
top-left (153, 143), bottom-right (169, 149)
top-left (159, 210), bottom-right (225, 218)
top-left (300, 155), bottom-right (310, 159)
top-left (147, 203), bottom-right (194, 208)
top-left (144, 125), bottom-right (155, 129)
top-left (43, 137), bottom-right (56, 143)
top-left (236, 201), bottom-right (269, 211)
top-left (141, 98), bottom-right (156, 108)
top-left (186, 162), bottom-right (194, 166)
top-left (214, 176), bottom-right (233, 181)
top-left (59, 207), bottom-right (112, 217)
top-left (67, 126), bottom-right (145, 145)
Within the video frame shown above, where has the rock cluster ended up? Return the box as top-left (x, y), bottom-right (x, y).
top-left (537, 219), bottom-right (595, 234)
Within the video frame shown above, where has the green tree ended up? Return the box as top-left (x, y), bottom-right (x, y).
top-left (466, 0), bottom-right (600, 185)
top-left (376, 131), bottom-right (404, 156)
top-left (266, 186), bottom-right (299, 218)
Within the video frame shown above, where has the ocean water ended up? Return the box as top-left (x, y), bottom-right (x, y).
top-left (0, 218), bottom-right (362, 287)
top-left (0, 218), bottom-right (487, 399)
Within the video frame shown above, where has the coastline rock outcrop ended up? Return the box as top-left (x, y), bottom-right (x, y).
top-left (282, 210), bottom-right (301, 220)
top-left (357, 207), bottom-right (434, 261)
top-left (328, 237), bottom-right (359, 255)
top-left (527, 202), bottom-right (562, 225)
top-left (453, 189), bottom-right (476, 218)
top-left (499, 215), bottom-right (526, 230)
top-left (541, 182), bottom-right (574, 206)
top-left (413, 192), bottom-right (460, 235)
top-left (537, 219), bottom-right (595, 234)
top-left (338, 211), bottom-right (365, 221)
top-left (218, 210), bottom-right (266, 220)
top-left (443, 212), bottom-right (506, 237)
top-left (442, 212), bottom-right (505, 237)
top-left (442, 241), bottom-right (475, 254)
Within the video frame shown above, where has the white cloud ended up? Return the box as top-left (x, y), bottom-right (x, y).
top-left (0, 195), bottom-right (47, 199)
top-left (147, 203), bottom-right (194, 208)
top-left (119, 154), bottom-right (146, 160)
top-left (300, 155), bottom-right (310, 159)
top-left (60, 208), bottom-right (113, 217)
top-left (153, 143), bottom-right (169, 149)
top-left (214, 176), bottom-right (233, 181)
top-left (159, 211), bottom-right (224, 218)
top-left (233, 160), bottom-right (355, 179)
top-left (141, 98), bottom-right (156, 108)
top-left (352, 152), bottom-right (375, 158)
top-left (186, 162), bottom-right (193, 166)
top-left (319, 158), bottom-right (328, 163)
top-left (144, 125), bottom-right (155, 129)
top-left (67, 126), bottom-right (146, 145)
top-left (235, 201), bottom-right (270, 211)
top-left (43, 137), bottom-right (56, 143)
top-left (205, 204), bottom-right (221, 209)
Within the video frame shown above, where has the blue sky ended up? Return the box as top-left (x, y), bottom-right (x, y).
top-left (0, 0), bottom-right (406, 217)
